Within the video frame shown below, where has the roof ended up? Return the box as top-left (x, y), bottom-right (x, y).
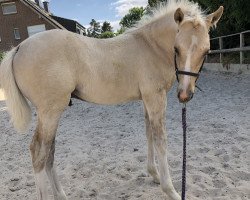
top-left (52, 16), bottom-right (85, 32)
top-left (0, 0), bottom-right (65, 29)
top-left (0, 0), bottom-right (85, 31)
top-left (20, 0), bottom-right (65, 29)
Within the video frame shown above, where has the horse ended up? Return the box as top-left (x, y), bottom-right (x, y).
top-left (0, 0), bottom-right (223, 199)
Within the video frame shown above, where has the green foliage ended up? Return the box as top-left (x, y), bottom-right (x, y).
top-left (100, 22), bottom-right (114, 38)
top-left (87, 19), bottom-right (101, 38)
top-left (148, 0), bottom-right (166, 8)
top-left (193, 0), bottom-right (250, 37)
top-left (119, 7), bottom-right (145, 29)
top-left (87, 20), bottom-right (115, 38)
top-left (101, 21), bottom-right (113, 33)
top-left (0, 52), bottom-right (4, 62)
top-left (87, 0), bottom-right (248, 39)
top-left (147, 0), bottom-right (249, 36)
top-left (116, 27), bottom-right (126, 36)
top-left (146, 0), bottom-right (167, 13)
top-left (99, 31), bottom-right (115, 39)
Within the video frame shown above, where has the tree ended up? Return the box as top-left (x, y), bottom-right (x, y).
top-left (192, 0), bottom-right (250, 36)
top-left (87, 19), bottom-right (116, 39)
top-left (99, 31), bottom-right (115, 39)
top-left (117, 0), bottom-right (249, 37)
top-left (115, 27), bottom-right (126, 36)
top-left (148, 0), bottom-right (166, 8)
top-left (119, 7), bottom-right (145, 29)
top-left (147, 0), bottom-right (249, 36)
top-left (100, 21), bottom-right (114, 38)
top-left (101, 21), bottom-right (113, 33)
top-left (87, 19), bottom-right (101, 38)
top-left (0, 52), bottom-right (5, 62)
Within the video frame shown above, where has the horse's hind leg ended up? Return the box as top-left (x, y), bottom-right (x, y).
top-left (30, 102), bottom-right (68, 200)
top-left (144, 104), bottom-right (160, 183)
top-left (46, 137), bottom-right (67, 200)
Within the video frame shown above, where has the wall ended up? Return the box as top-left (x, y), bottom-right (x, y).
top-left (0, 0), bottom-right (55, 52)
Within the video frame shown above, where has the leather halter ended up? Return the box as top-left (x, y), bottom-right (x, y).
top-left (174, 53), bottom-right (205, 82)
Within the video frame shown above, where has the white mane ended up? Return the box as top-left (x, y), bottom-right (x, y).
top-left (130, 0), bottom-right (206, 31)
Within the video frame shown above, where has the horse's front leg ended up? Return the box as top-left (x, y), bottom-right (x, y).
top-left (142, 91), bottom-right (181, 200)
top-left (144, 104), bottom-right (160, 183)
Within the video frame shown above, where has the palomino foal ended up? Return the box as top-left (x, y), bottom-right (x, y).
top-left (0, 1), bottom-right (223, 199)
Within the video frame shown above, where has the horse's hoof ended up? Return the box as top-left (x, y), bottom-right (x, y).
top-left (169, 193), bottom-right (181, 200)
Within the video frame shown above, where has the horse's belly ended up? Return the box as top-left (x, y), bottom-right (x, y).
top-left (74, 83), bottom-right (141, 105)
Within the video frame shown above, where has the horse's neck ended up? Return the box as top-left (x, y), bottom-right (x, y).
top-left (136, 14), bottom-right (177, 66)
top-left (153, 17), bottom-right (176, 43)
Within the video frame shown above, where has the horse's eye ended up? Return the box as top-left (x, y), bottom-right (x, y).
top-left (174, 47), bottom-right (179, 55)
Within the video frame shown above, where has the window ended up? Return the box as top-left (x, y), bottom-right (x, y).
top-left (76, 27), bottom-right (80, 34)
top-left (2, 2), bottom-right (17, 15)
top-left (80, 29), bottom-right (84, 35)
top-left (14, 28), bottom-right (21, 40)
top-left (27, 24), bottom-right (46, 37)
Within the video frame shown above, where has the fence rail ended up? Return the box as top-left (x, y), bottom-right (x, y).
top-left (209, 30), bottom-right (250, 64)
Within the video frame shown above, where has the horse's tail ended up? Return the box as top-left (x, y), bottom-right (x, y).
top-left (0, 47), bottom-right (31, 133)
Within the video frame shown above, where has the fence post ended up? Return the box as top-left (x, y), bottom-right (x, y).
top-left (240, 33), bottom-right (244, 64)
top-left (219, 37), bottom-right (223, 63)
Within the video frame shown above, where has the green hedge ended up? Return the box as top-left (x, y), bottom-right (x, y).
top-left (0, 52), bottom-right (4, 62)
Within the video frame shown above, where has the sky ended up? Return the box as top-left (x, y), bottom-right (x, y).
top-left (46, 0), bottom-right (148, 31)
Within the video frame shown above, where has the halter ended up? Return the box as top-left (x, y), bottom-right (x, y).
top-left (174, 54), bottom-right (205, 83)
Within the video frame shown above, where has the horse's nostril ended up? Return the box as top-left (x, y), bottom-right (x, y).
top-left (178, 91), bottom-right (181, 99)
top-left (189, 91), bottom-right (194, 100)
top-left (178, 90), bottom-right (194, 103)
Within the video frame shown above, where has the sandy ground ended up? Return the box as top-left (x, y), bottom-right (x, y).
top-left (0, 71), bottom-right (249, 200)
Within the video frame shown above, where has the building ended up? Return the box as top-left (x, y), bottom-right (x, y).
top-left (0, 0), bottom-right (85, 52)
top-left (52, 16), bottom-right (86, 35)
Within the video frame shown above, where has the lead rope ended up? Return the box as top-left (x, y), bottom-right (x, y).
top-left (181, 103), bottom-right (187, 200)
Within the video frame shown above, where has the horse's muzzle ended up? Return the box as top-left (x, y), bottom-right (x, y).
top-left (178, 89), bottom-right (193, 103)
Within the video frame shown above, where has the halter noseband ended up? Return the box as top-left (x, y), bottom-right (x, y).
top-left (174, 54), bottom-right (205, 83)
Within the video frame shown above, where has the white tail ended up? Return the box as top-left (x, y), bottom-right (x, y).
top-left (0, 47), bottom-right (31, 132)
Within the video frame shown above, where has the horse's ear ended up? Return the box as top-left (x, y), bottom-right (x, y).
top-left (206, 6), bottom-right (224, 29)
top-left (174, 8), bottom-right (184, 24)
